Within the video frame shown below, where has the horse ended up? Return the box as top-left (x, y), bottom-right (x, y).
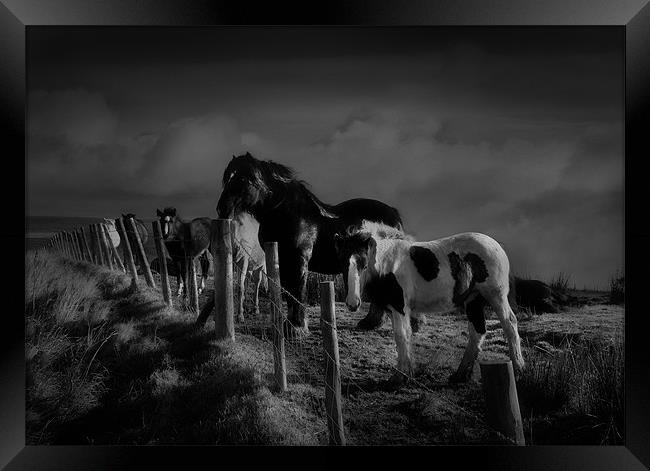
top-left (103, 218), bottom-right (121, 248)
top-left (231, 212), bottom-right (268, 321)
top-left (194, 212), bottom-right (268, 327)
top-left (216, 151), bottom-right (404, 333)
top-left (334, 221), bottom-right (525, 384)
top-left (156, 207), bottom-right (211, 297)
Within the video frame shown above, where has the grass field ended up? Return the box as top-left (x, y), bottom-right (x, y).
top-left (25, 248), bottom-right (624, 445)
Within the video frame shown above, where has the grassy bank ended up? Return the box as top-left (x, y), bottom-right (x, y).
top-left (25, 249), bottom-right (322, 445)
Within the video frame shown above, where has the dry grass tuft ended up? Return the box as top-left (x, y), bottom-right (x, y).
top-left (518, 334), bottom-right (623, 444)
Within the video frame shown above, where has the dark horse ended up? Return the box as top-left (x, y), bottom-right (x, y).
top-left (216, 152), bottom-right (404, 332)
top-left (156, 207), bottom-right (211, 297)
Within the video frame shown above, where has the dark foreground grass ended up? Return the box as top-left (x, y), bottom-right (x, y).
top-left (25, 249), bottom-right (322, 445)
top-left (517, 334), bottom-right (623, 445)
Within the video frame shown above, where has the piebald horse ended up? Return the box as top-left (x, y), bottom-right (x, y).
top-left (335, 221), bottom-right (525, 384)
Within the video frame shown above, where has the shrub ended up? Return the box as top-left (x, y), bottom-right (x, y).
top-left (549, 272), bottom-right (571, 294)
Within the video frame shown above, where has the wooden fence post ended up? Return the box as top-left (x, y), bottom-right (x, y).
top-left (75, 230), bottom-right (87, 262)
top-left (98, 224), bottom-right (114, 270)
top-left (320, 281), bottom-right (346, 445)
top-left (127, 217), bottom-right (155, 288)
top-left (90, 225), bottom-right (104, 266)
top-left (57, 233), bottom-right (65, 257)
top-left (264, 241), bottom-right (287, 392)
top-left (61, 232), bottom-right (70, 258)
top-left (479, 360), bottom-right (525, 445)
top-left (97, 224), bottom-right (111, 266)
top-left (211, 219), bottom-right (235, 341)
top-left (67, 232), bottom-right (79, 260)
top-left (102, 224), bottom-right (125, 272)
top-left (79, 227), bottom-right (93, 263)
top-left (152, 221), bottom-right (173, 307)
top-left (56, 233), bottom-right (63, 255)
top-left (116, 218), bottom-right (138, 282)
top-left (73, 231), bottom-right (84, 261)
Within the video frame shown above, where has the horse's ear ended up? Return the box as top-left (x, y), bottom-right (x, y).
top-left (121, 213), bottom-right (126, 219)
top-left (170, 208), bottom-right (176, 216)
top-left (156, 209), bottom-right (163, 217)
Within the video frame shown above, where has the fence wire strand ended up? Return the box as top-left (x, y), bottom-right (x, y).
top-left (40, 226), bottom-right (518, 446)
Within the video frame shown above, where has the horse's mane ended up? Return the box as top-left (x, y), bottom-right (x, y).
top-left (233, 152), bottom-right (337, 218)
top-left (354, 220), bottom-right (414, 241)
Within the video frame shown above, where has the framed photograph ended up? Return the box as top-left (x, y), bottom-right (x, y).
top-left (6, 0), bottom-right (649, 469)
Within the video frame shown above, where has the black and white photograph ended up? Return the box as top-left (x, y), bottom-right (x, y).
top-left (24, 25), bottom-right (626, 447)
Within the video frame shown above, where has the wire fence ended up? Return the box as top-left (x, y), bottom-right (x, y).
top-left (39, 218), bottom-right (523, 446)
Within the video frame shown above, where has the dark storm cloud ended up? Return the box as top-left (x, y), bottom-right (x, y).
top-left (26, 27), bottom-right (623, 288)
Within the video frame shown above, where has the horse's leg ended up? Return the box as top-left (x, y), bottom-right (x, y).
top-left (285, 251), bottom-right (311, 332)
top-left (487, 292), bottom-right (525, 375)
top-left (450, 295), bottom-right (487, 383)
top-left (252, 267), bottom-right (262, 316)
top-left (200, 252), bottom-right (209, 294)
top-left (388, 306), bottom-right (413, 384)
top-left (237, 256), bottom-right (249, 322)
top-left (356, 302), bottom-right (388, 330)
top-left (176, 260), bottom-right (184, 297)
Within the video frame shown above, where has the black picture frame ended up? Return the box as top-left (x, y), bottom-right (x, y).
top-left (5, 1), bottom-right (649, 469)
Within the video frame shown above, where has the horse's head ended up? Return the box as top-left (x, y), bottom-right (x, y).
top-left (217, 152), bottom-right (271, 218)
top-left (122, 213), bottom-right (136, 220)
top-left (334, 228), bottom-right (377, 312)
top-left (156, 207), bottom-right (178, 239)
top-left (103, 218), bottom-right (116, 230)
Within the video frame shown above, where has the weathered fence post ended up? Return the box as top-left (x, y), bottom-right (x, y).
top-left (74, 231), bottom-right (85, 261)
top-left (187, 256), bottom-right (200, 313)
top-left (127, 217), bottom-right (155, 288)
top-left (98, 224), bottom-right (114, 270)
top-left (479, 360), bottom-right (525, 445)
top-left (75, 230), bottom-right (87, 262)
top-left (320, 281), bottom-right (346, 445)
top-left (90, 225), bottom-right (105, 266)
top-left (116, 218), bottom-right (138, 282)
top-left (79, 227), bottom-right (93, 263)
top-left (62, 232), bottom-right (71, 258)
top-left (56, 233), bottom-right (63, 255)
top-left (211, 219), bottom-right (235, 341)
top-left (97, 223), bottom-right (111, 266)
top-left (152, 221), bottom-right (173, 307)
top-left (264, 241), bottom-right (287, 392)
top-left (103, 224), bottom-right (125, 272)
top-left (67, 232), bottom-right (79, 260)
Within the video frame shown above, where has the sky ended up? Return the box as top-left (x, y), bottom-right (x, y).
top-left (26, 27), bottom-right (623, 289)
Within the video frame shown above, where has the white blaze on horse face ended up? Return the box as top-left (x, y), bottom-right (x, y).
top-left (163, 216), bottom-right (171, 237)
top-left (346, 256), bottom-right (361, 311)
